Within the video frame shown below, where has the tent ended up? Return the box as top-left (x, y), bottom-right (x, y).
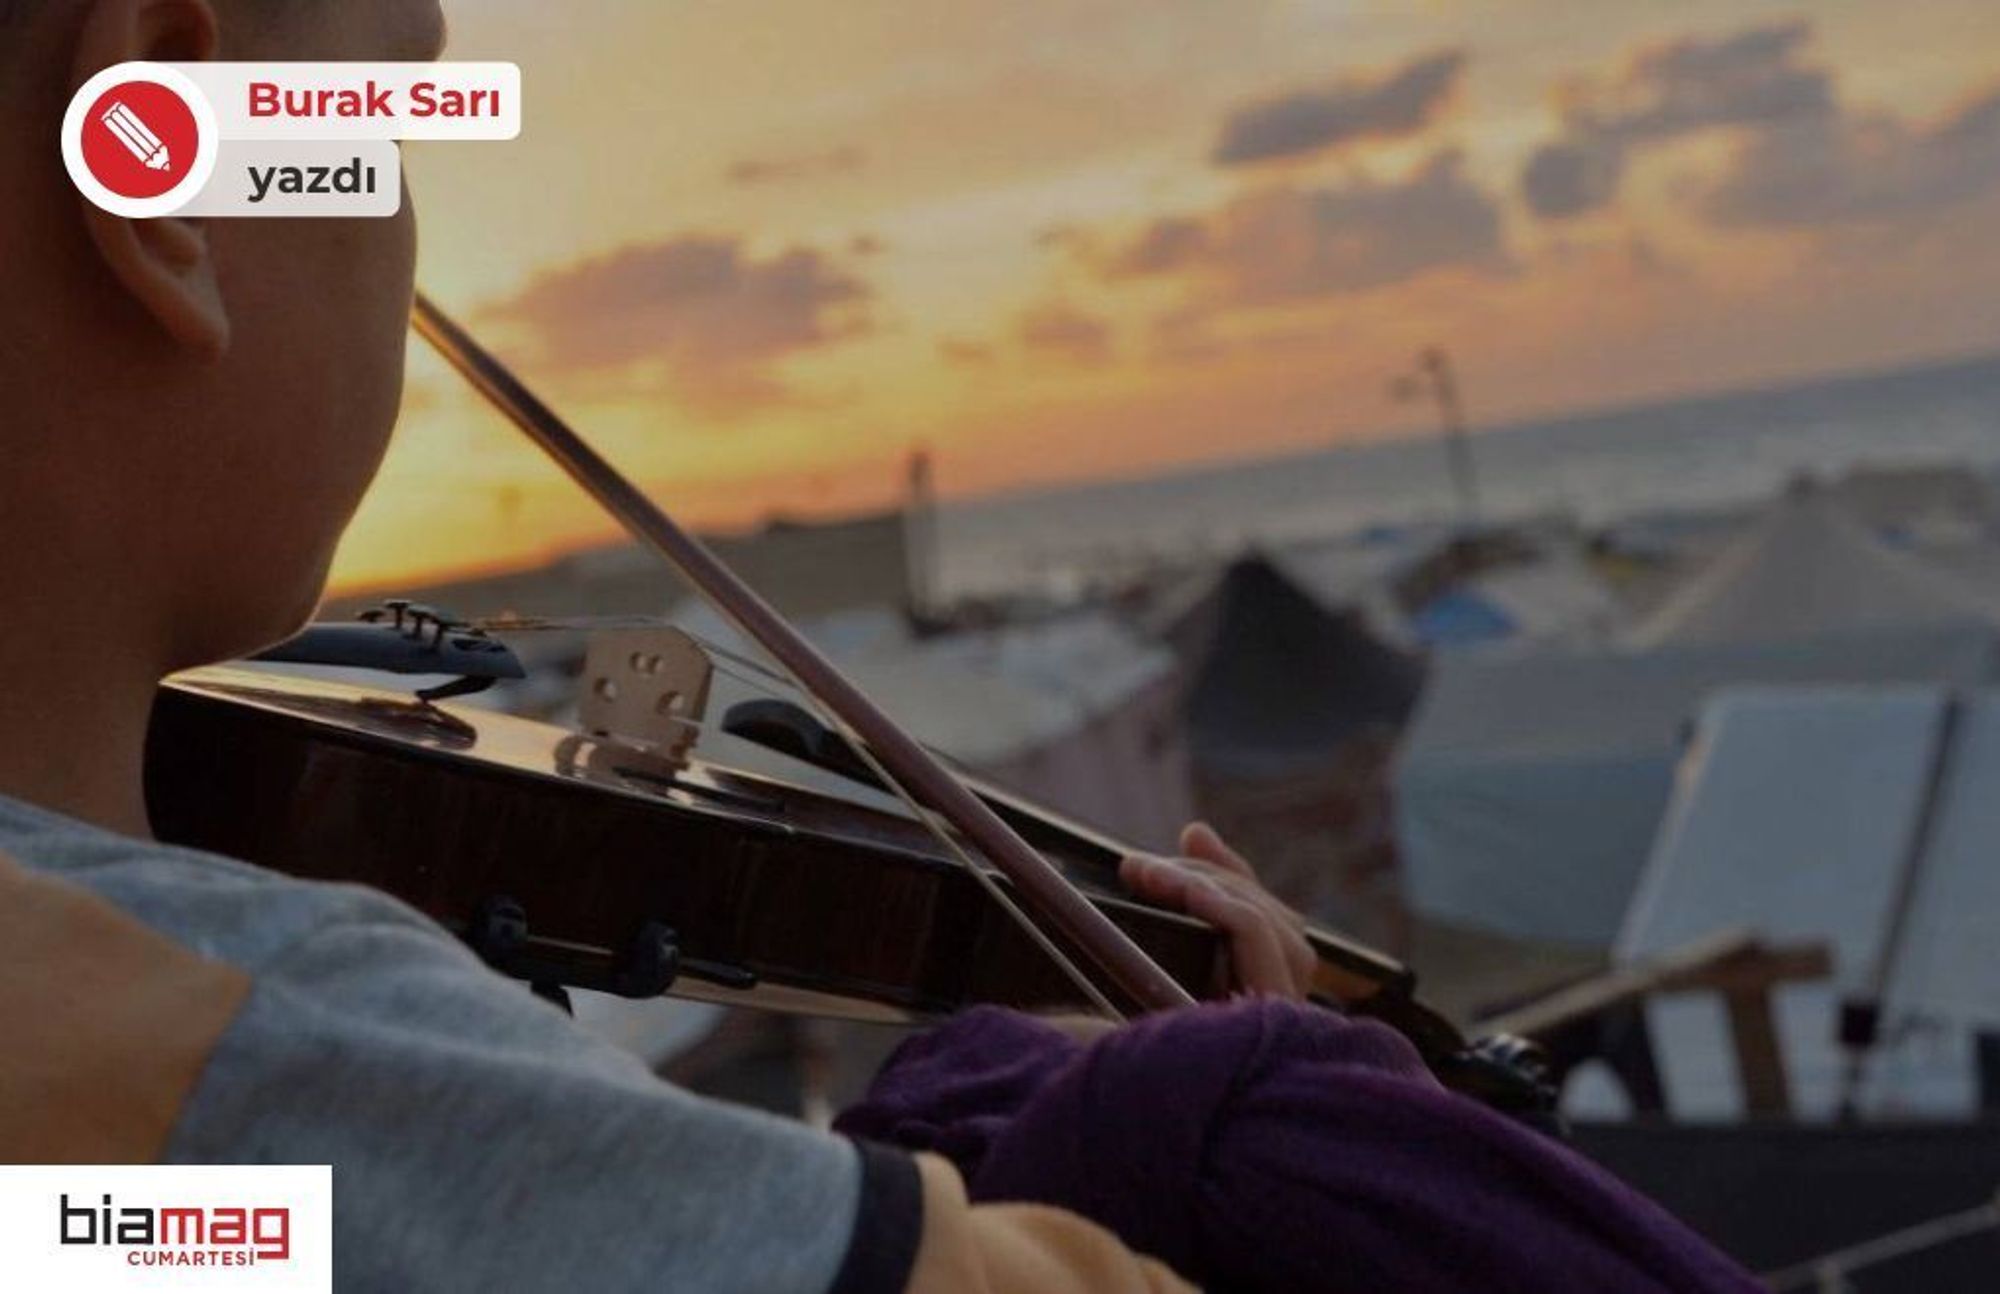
top-left (1396, 624), bottom-right (1995, 946)
top-left (1267, 530), bottom-right (1440, 644)
top-left (1173, 554), bottom-right (1424, 782)
top-left (673, 601), bottom-right (1196, 851)
top-left (1156, 553), bottom-right (1422, 920)
top-left (1609, 686), bottom-right (2000, 1121)
top-left (841, 612), bottom-right (1195, 850)
top-left (1400, 487), bottom-right (2000, 947)
top-left (1626, 485), bottom-right (1998, 649)
top-left (1829, 462), bottom-right (1995, 545)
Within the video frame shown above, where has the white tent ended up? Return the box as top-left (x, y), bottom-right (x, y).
top-left (673, 601), bottom-right (1195, 851)
top-left (1607, 686), bottom-right (2000, 1121)
top-left (1626, 486), bottom-right (1998, 649)
top-left (1400, 486), bottom-right (2000, 947)
top-left (1396, 624), bottom-right (1995, 946)
top-left (839, 613), bottom-right (1195, 850)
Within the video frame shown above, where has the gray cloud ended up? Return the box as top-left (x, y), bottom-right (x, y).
top-left (1521, 20), bottom-right (2000, 229)
top-left (1596, 20), bottom-right (1831, 141)
top-left (1521, 20), bottom-right (1832, 219)
top-left (1706, 83), bottom-right (2000, 226)
top-left (1521, 137), bottom-right (1626, 221)
top-left (1104, 150), bottom-right (1506, 305)
top-left (485, 235), bottom-right (870, 410)
top-left (1213, 48), bottom-right (1466, 167)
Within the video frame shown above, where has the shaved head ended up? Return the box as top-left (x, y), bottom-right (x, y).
top-left (0, 0), bottom-right (445, 833)
top-left (0, 0), bottom-right (442, 675)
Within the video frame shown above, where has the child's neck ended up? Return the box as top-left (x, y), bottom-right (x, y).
top-left (0, 587), bottom-right (163, 839)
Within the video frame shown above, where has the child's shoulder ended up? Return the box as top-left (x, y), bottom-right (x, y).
top-left (0, 791), bottom-right (439, 973)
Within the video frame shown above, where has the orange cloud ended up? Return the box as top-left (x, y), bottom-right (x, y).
top-left (482, 234), bottom-right (873, 414)
top-left (1016, 300), bottom-right (1115, 366)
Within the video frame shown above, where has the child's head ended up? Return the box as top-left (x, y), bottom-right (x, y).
top-left (0, 0), bottom-right (444, 670)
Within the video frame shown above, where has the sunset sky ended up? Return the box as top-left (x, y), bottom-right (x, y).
top-left (334, 0), bottom-right (2000, 589)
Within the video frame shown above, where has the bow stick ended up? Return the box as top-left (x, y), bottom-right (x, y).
top-left (412, 293), bottom-right (1195, 1017)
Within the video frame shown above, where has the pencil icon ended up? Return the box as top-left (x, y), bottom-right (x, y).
top-left (101, 100), bottom-right (170, 171)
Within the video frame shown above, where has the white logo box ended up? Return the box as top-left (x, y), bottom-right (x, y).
top-left (0, 1165), bottom-right (332, 1293)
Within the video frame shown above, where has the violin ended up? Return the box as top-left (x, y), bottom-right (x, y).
top-left (142, 295), bottom-right (1551, 1117)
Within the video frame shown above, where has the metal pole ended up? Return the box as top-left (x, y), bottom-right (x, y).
top-left (1421, 347), bottom-right (1479, 528)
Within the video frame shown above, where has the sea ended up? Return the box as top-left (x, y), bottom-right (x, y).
top-left (935, 351), bottom-right (2000, 599)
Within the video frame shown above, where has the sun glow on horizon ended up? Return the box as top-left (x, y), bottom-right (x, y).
top-left (332, 0), bottom-right (2000, 591)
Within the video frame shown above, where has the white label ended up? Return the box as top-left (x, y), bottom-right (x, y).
top-left (178, 63), bottom-right (521, 141)
top-left (0, 1166), bottom-right (333, 1292)
top-left (181, 141), bottom-right (402, 217)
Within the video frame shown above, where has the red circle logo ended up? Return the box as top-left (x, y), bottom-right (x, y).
top-left (79, 79), bottom-right (198, 200)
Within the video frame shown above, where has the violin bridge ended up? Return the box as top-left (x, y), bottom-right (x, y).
top-left (576, 628), bottom-right (714, 772)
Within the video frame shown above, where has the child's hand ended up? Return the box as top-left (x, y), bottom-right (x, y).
top-left (1119, 823), bottom-right (1316, 999)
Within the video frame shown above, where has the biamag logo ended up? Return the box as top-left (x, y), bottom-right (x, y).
top-left (0, 1166), bottom-right (330, 1292)
top-left (61, 1192), bottom-right (292, 1265)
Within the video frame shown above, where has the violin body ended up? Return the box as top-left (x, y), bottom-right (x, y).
top-left (147, 667), bottom-right (1230, 1019)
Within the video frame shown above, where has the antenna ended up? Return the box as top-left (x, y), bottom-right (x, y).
top-left (1390, 346), bottom-right (1480, 531)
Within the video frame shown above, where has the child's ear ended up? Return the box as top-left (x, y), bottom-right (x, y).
top-left (73, 0), bottom-right (228, 359)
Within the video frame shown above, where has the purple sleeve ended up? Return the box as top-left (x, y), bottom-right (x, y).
top-left (835, 1006), bottom-right (1083, 1180)
top-left (840, 1000), bottom-right (1764, 1294)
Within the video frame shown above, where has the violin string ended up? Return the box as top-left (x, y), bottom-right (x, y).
top-left (487, 618), bottom-right (1122, 1014)
top-left (671, 636), bottom-right (1120, 1016)
top-left (790, 694), bottom-right (1121, 1019)
top-left (480, 616), bottom-right (808, 697)
top-left (678, 634), bottom-right (805, 693)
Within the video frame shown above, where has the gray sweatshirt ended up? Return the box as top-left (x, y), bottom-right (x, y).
top-left (0, 792), bottom-right (922, 1293)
